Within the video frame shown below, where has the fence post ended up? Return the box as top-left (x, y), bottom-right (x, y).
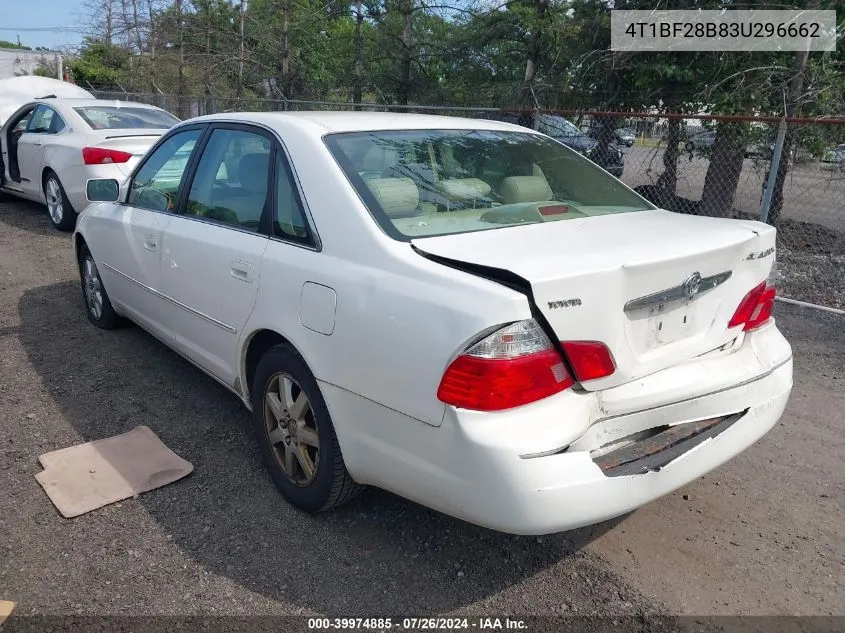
top-left (759, 117), bottom-right (787, 223)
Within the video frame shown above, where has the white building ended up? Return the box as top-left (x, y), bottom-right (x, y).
top-left (0, 48), bottom-right (63, 80)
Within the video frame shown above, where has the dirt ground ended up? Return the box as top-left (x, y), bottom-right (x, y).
top-left (1, 198), bottom-right (843, 628)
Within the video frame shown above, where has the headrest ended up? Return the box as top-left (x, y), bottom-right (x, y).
top-left (239, 153), bottom-right (270, 194)
top-left (499, 175), bottom-right (553, 204)
top-left (366, 177), bottom-right (420, 218)
top-left (361, 145), bottom-right (399, 173)
top-left (437, 178), bottom-right (492, 201)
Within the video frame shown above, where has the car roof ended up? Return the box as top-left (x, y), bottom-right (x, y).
top-left (186, 111), bottom-right (535, 135)
top-left (34, 98), bottom-right (166, 109)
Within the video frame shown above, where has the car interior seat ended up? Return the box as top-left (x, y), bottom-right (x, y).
top-left (209, 153), bottom-right (269, 226)
top-left (365, 177), bottom-right (421, 219)
top-left (498, 174), bottom-right (554, 205)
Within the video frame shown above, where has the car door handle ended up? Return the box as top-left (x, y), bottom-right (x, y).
top-left (230, 260), bottom-right (255, 283)
top-left (33, 141), bottom-right (42, 147)
top-left (143, 234), bottom-right (158, 251)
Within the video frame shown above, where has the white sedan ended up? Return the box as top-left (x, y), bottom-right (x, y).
top-left (74, 112), bottom-right (792, 534)
top-left (0, 98), bottom-right (180, 231)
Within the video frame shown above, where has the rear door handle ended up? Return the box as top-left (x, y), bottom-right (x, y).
top-left (143, 234), bottom-right (158, 251)
top-left (230, 260), bottom-right (255, 283)
top-left (33, 141), bottom-right (42, 147)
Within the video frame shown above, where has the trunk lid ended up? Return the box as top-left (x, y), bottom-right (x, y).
top-left (89, 130), bottom-right (163, 156)
top-left (85, 130), bottom-right (163, 175)
top-left (413, 209), bottom-right (776, 390)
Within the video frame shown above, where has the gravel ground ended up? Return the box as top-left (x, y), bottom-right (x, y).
top-left (1, 198), bottom-right (843, 631)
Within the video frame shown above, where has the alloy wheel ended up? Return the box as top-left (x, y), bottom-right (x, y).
top-left (263, 373), bottom-right (320, 486)
top-left (82, 256), bottom-right (104, 320)
top-left (45, 177), bottom-right (63, 224)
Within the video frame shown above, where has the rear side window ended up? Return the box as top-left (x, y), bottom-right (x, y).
top-left (184, 128), bottom-right (272, 232)
top-left (75, 106), bottom-right (179, 130)
top-left (128, 129), bottom-right (201, 212)
top-left (274, 157), bottom-right (311, 244)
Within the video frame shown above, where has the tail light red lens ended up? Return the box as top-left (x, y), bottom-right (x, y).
top-left (561, 341), bottom-right (616, 382)
top-left (745, 286), bottom-right (776, 330)
top-left (82, 147), bottom-right (133, 165)
top-left (729, 282), bottom-right (776, 331)
top-left (437, 320), bottom-right (573, 411)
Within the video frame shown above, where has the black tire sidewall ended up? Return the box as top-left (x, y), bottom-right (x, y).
top-left (44, 172), bottom-right (76, 231)
top-left (251, 344), bottom-right (339, 513)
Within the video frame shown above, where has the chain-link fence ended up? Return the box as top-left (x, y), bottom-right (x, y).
top-left (91, 89), bottom-right (845, 310)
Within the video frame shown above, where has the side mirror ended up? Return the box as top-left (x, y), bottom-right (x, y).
top-left (86, 179), bottom-right (120, 202)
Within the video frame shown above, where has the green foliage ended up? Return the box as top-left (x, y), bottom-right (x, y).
top-left (0, 39), bottom-right (31, 50)
top-left (68, 39), bottom-right (131, 88)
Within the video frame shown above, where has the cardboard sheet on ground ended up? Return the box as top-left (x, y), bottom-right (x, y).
top-left (35, 426), bottom-right (193, 518)
top-left (0, 601), bottom-right (15, 628)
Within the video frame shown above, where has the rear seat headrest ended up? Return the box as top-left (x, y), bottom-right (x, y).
top-left (498, 175), bottom-right (553, 204)
top-left (366, 177), bottom-right (420, 218)
top-left (437, 178), bottom-right (492, 200)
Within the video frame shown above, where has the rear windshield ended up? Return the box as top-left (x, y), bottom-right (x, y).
top-left (325, 129), bottom-right (652, 239)
top-left (74, 106), bottom-right (180, 130)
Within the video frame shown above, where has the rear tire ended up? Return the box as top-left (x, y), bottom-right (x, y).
top-left (78, 245), bottom-right (119, 329)
top-left (43, 171), bottom-right (77, 232)
top-left (251, 343), bottom-right (363, 513)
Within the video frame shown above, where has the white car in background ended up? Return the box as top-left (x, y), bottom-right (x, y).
top-left (75, 112), bottom-right (792, 534)
top-left (0, 98), bottom-right (180, 230)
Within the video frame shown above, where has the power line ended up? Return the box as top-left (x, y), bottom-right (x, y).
top-left (0, 27), bottom-right (88, 33)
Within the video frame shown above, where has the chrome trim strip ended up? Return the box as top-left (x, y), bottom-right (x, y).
top-left (101, 262), bottom-right (238, 334)
top-left (624, 271), bottom-right (732, 312)
top-left (519, 354), bottom-right (791, 459)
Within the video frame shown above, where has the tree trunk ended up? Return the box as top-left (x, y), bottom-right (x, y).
top-left (656, 118), bottom-right (682, 192)
top-left (147, 1), bottom-right (156, 96)
top-left (353, 0), bottom-right (364, 109)
top-left (105, 0), bottom-right (114, 44)
top-left (237, 0), bottom-right (245, 102)
top-left (396, 0), bottom-right (414, 106)
top-left (767, 47), bottom-right (809, 225)
top-left (175, 0), bottom-right (187, 118)
top-left (280, 0), bottom-right (291, 106)
top-left (523, 0), bottom-right (548, 111)
top-left (699, 122), bottom-right (746, 218)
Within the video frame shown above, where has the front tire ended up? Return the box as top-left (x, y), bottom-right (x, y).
top-left (79, 245), bottom-right (119, 329)
top-left (43, 171), bottom-right (77, 231)
top-left (251, 343), bottom-right (363, 513)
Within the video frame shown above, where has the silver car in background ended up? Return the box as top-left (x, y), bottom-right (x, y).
top-left (0, 98), bottom-right (180, 230)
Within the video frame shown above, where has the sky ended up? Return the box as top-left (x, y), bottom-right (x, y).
top-left (0, 0), bottom-right (86, 51)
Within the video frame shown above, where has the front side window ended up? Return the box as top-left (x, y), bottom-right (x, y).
top-left (27, 105), bottom-right (56, 134)
top-left (75, 106), bottom-right (180, 130)
top-left (128, 129), bottom-right (201, 212)
top-left (326, 129), bottom-right (653, 240)
top-left (184, 128), bottom-right (271, 231)
top-left (11, 110), bottom-right (34, 134)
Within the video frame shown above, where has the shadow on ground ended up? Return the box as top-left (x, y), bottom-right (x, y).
top-left (17, 280), bottom-right (623, 614)
top-left (0, 198), bottom-right (57, 237)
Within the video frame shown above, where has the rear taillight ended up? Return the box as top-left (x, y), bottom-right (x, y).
top-left (561, 341), bottom-right (616, 382)
top-left (437, 320), bottom-right (573, 411)
top-left (82, 147), bottom-right (133, 165)
top-left (729, 282), bottom-right (776, 331)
